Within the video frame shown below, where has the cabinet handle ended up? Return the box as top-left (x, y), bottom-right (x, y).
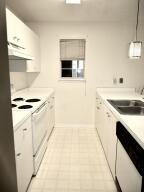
top-left (23, 128), bottom-right (27, 131)
top-left (17, 153), bottom-right (21, 157)
top-left (52, 97), bottom-right (55, 99)
top-left (97, 107), bottom-right (100, 110)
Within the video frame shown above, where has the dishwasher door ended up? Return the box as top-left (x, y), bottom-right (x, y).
top-left (116, 122), bottom-right (144, 192)
top-left (116, 140), bottom-right (142, 192)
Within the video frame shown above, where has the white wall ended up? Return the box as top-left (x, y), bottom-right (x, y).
top-left (10, 72), bottom-right (28, 91)
top-left (27, 21), bottom-right (144, 127)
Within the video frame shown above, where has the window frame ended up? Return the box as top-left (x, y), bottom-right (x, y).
top-left (60, 59), bottom-right (85, 80)
top-left (59, 39), bottom-right (86, 81)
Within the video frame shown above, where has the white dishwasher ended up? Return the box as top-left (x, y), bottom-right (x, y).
top-left (116, 122), bottom-right (144, 192)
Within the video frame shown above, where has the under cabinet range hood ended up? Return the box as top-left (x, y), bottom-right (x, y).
top-left (8, 42), bottom-right (34, 60)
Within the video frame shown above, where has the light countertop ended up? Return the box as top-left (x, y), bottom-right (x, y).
top-left (96, 88), bottom-right (144, 149)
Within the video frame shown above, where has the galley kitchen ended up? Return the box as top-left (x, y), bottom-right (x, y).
top-left (0, 0), bottom-right (144, 192)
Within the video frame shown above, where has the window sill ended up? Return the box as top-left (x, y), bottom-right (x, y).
top-left (58, 78), bottom-right (86, 82)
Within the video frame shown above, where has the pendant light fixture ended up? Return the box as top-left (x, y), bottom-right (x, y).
top-left (129, 0), bottom-right (142, 59)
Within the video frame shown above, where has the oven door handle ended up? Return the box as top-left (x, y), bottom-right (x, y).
top-left (33, 102), bottom-right (48, 118)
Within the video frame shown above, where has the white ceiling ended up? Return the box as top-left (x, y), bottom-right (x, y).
top-left (6, 0), bottom-right (144, 22)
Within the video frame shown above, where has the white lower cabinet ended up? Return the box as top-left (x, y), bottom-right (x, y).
top-left (95, 95), bottom-right (117, 179)
top-left (14, 116), bottom-right (33, 192)
top-left (106, 108), bottom-right (117, 178)
top-left (47, 95), bottom-right (55, 139)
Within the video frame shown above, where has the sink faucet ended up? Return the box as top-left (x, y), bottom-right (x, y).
top-left (140, 87), bottom-right (144, 95)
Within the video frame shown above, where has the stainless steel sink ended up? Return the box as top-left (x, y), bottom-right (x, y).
top-left (117, 106), bottom-right (144, 115)
top-left (107, 99), bottom-right (144, 115)
top-left (108, 100), bottom-right (144, 107)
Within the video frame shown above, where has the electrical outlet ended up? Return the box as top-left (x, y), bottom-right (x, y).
top-left (119, 78), bottom-right (124, 84)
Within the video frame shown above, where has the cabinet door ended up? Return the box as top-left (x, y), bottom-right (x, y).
top-left (15, 19), bottom-right (27, 48)
top-left (6, 8), bottom-right (17, 44)
top-left (47, 103), bottom-right (51, 139)
top-left (95, 98), bottom-right (103, 137)
top-left (95, 96), bottom-right (118, 179)
top-left (21, 118), bottom-right (33, 192)
top-left (6, 8), bottom-right (40, 72)
top-left (25, 28), bottom-right (40, 72)
top-left (95, 97), bottom-right (100, 130)
top-left (107, 113), bottom-right (117, 178)
top-left (51, 96), bottom-right (55, 129)
top-left (6, 8), bottom-right (25, 48)
top-left (48, 96), bottom-right (55, 137)
top-left (100, 104), bottom-right (110, 155)
top-left (14, 127), bottom-right (25, 192)
top-left (14, 117), bottom-right (33, 192)
top-left (16, 152), bottom-right (24, 192)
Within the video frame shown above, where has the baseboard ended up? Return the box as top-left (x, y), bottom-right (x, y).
top-left (55, 124), bottom-right (95, 129)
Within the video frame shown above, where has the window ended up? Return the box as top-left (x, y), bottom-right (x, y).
top-left (60, 39), bottom-right (85, 79)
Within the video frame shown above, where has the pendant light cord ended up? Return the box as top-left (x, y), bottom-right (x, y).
top-left (136, 0), bottom-right (140, 41)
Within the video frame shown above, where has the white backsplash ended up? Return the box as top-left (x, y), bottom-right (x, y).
top-left (10, 72), bottom-right (28, 91)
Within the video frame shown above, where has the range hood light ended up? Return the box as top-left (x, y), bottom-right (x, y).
top-left (66, 0), bottom-right (81, 4)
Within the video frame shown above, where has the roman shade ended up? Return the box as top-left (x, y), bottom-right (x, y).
top-left (60, 39), bottom-right (85, 60)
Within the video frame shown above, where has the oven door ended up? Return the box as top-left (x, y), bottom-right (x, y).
top-left (32, 102), bottom-right (48, 155)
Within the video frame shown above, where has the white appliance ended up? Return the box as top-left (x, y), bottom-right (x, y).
top-left (8, 42), bottom-right (34, 60)
top-left (12, 95), bottom-right (50, 175)
top-left (116, 122), bottom-right (143, 192)
top-left (32, 101), bottom-right (49, 174)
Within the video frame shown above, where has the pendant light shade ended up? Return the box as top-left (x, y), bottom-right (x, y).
top-left (129, 0), bottom-right (142, 59)
top-left (129, 41), bottom-right (142, 59)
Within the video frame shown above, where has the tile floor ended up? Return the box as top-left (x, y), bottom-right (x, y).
top-left (28, 127), bottom-right (118, 192)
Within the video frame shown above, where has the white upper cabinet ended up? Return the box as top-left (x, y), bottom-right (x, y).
top-left (25, 28), bottom-right (40, 72)
top-left (6, 8), bottom-right (40, 72)
top-left (6, 8), bottom-right (25, 48)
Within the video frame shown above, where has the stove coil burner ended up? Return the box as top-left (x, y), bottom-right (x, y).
top-left (13, 97), bottom-right (24, 102)
top-left (26, 99), bottom-right (41, 103)
top-left (18, 105), bottom-right (33, 109)
top-left (12, 104), bottom-right (17, 108)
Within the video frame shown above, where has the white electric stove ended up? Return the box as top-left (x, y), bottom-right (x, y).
top-left (11, 94), bottom-right (50, 175)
